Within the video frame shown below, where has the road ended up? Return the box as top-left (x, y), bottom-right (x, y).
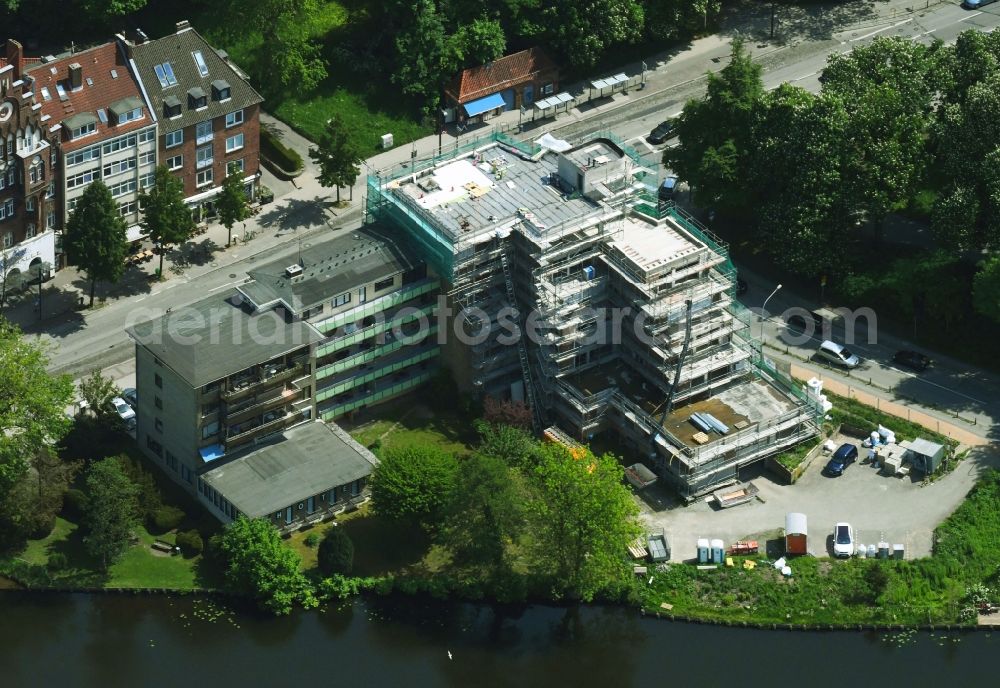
top-left (35, 0), bottom-right (1000, 443)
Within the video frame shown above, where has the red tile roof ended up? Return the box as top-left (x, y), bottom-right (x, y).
top-left (26, 41), bottom-right (150, 152)
top-left (446, 47), bottom-right (557, 104)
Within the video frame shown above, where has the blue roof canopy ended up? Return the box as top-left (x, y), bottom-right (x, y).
top-left (200, 444), bottom-right (226, 463)
top-left (464, 92), bottom-right (506, 117)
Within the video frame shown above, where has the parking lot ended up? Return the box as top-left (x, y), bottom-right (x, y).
top-left (638, 434), bottom-right (999, 562)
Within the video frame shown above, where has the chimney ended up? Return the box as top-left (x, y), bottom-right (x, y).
top-left (68, 63), bottom-right (82, 90)
top-left (4, 39), bottom-right (23, 80)
top-left (176, 19), bottom-right (191, 33)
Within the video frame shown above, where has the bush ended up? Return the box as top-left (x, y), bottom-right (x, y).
top-left (149, 505), bottom-right (185, 534)
top-left (63, 488), bottom-right (89, 520)
top-left (47, 552), bottom-right (69, 571)
top-left (175, 530), bottom-right (204, 556)
top-left (317, 527), bottom-right (355, 576)
top-left (304, 532), bottom-right (320, 548)
top-left (260, 128), bottom-right (303, 173)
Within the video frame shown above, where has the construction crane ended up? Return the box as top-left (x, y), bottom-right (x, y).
top-left (651, 299), bottom-right (693, 448)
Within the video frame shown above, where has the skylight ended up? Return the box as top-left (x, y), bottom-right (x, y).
top-left (55, 83), bottom-right (67, 99)
top-left (153, 62), bottom-right (178, 88)
top-left (86, 77), bottom-right (93, 87)
top-left (40, 87), bottom-right (51, 101)
top-left (192, 50), bottom-right (209, 77)
top-left (111, 69), bottom-right (118, 79)
top-left (97, 109), bottom-right (108, 123)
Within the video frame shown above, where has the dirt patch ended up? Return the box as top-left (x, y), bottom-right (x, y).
top-left (660, 397), bottom-right (749, 447)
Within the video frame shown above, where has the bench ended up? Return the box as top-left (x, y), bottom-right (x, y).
top-left (151, 540), bottom-right (175, 553)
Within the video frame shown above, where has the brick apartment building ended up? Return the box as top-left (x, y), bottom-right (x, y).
top-left (0, 39), bottom-right (58, 290)
top-left (127, 21), bottom-right (262, 220)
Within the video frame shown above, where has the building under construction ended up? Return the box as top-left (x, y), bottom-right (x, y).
top-left (368, 131), bottom-right (821, 498)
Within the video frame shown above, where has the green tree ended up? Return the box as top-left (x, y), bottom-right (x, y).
top-left (393, 0), bottom-right (454, 116)
top-left (309, 114), bottom-right (363, 204)
top-left (665, 38), bottom-right (763, 212)
top-left (528, 444), bottom-right (640, 601)
top-left (217, 162), bottom-right (250, 247)
top-left (441, 452), bottom-right (525, 574)
top-left (452, 17), bottom-right (507, 67)
top-left (542, 0), bottom-right (644, 68)
top-left (0, 320), bottom-right (73, 501)
top-left (83, 458), bottom-right (140, 570)
top-left (973, 254), bottom-right (1000, 322)
top-left (80, 0), bottom-right (146, 18)
top-left (63, 181), bottom-right (128, 307)
top-left (0, 450), bottom-right (78, 548)
top-left (219, 517), bottom-right (316, 615)
top-left (370, 444), bottom-right (459, 527)
top-left (77, 369), bottom-right (119, 423)
top-left (317, 526), bottom-right (354, 575)
top-left (475, 420), bottom-right (536, 467)
top-left (645, 0), bottom-right (721, 41)
top-left (139, 166), bottom-right (195, 279)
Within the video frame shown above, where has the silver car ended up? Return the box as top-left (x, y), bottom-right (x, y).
top-left (817, 340), bottom-right (860, 368)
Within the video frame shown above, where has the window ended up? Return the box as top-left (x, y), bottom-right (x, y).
top-left (225, 133), bottom-right (244, 153)
top-left (196, 168), bottom-right (213, 187)
top-left (103, 156), bottom-right (137, 177)
top-left (138, 128), bottom-right (155, 144)
top-left (165, 129), bottom-right (183, 148)
top-left (374, 277), bottom-right (394, 292)
top-left (541, 82), bottom-right (555, 96)
top-left (66, 167), bottom-right (100, 189)
top-left (167, 154), bottom-right (183, 170)
top-left (118, 107), bottom-right (143, 124)
top-left (2, 232), bottom-right (11, 248)
top-left (0, 198), bottom-right (14, 221)
top-left (196, 144), bottom-right (213, 169)
top-left (181, 464), bottom-right (192, 484)
top-left (146, 435), bottom-right (163, 458)
top-left (202, 401), bottom-right (219, 416)
top-left (25, 224), bottom-right (36, 239)
top-left (71, 121), bottom-right (96, 139)
top-left (45, 183), bottom-right (55, 199)
top-left (192, 50), bottom-right (209, 77)
top-left (0, 175), bottom-right (4, 191)
top-left (97, 109), bottom-right (108, 125)
top-left (66, 146), bottom-right (100, 167)
top-left (139, 150), bottom-right (155, 166)
top-left (118, 200), bottom-right (137, 217)
top-left (102, 133), bottom-right (137, 155)
top-left (153, 62), bottom-right (178, 88)
top-left (67, 198), bottom-right (79, 212)
top-left (50, 148), bottom-right (57, 168)
top-left (25, 197), bottom-right (35, 212)
top-left (109, 179), bottom-right (137, 198)
top-left (165, 451), bottom-right (178, 472)
top-left (154, 396), bottom-right (163, 409)
top-left (332, 292), bottom-right (351, 308)
top-left (139, 173), bottom-right (154, 190)
top-left (195, 120), bottom-right (213, 145)
top-left (154, 373), bottom-right (162, 388)
top-left (225, 110), bottom-right (243, 128)
top-left (28, 162), bottom-right (43, 184)
top-left (46, 211), bottom-right (56, 229)
top-left (154, 418), bottom-right (163, 433)
top-left (202, 420), bottom-right (219, 439)
top-left (41, 86), bottom-right (51, 101)
top-left (228, 158), bottom-right (244, 174)
top-left (358, 286), bottom-right (367, 303)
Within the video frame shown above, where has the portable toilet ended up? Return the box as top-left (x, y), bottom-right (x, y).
top-left (710, 539), bottom-right (724, 564)
top-left (893, 544), bottom-right (905, 560)
top-left (856, 543), bottom-right (866, 558)
top-left (697, 538), bottom-right (710, 564)
top-left (867, 544), bottom-right (877, 558)
top-left (877, 542), bottom-right (890, 559)
top-left (785, 512), bottom-right (808, 556)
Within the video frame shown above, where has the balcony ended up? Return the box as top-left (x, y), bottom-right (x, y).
top-left (221, 361), bottom-right (307, 400)
top-left (225, 407), bottom-right (297, 445)
top-left (225, 386), bottom-right (303, 424)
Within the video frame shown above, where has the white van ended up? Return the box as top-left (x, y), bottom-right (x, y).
top-left (817, 340), bottom-right (860, 368)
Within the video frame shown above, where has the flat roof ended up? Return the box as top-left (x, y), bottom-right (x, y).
top-left (388, 146), bottom-right (604, 245)
top-left (127, 291), bottom-right (323, 387)
top-left (609, 215), bottom-right (702, 276)
top-left (239, 225), bottom-right (415, 313)
top-left (561, 139), bottom-right (624, 170)
top-left (201, 421), bottom-right (378, 517)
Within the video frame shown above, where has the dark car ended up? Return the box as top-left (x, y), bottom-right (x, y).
top-left (648, 119), bottom-right (677, 145)
top-left (658, 175), bottom-right (679, 203)
top-left (893, 350), bottom-right (931, 372)
top-left (824, 443), bottom-right (858, 477)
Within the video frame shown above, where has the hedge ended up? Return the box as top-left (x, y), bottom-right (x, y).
top-left (260, 128), bottom-right (303, 175)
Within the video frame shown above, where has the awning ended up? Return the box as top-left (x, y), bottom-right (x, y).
top-left (200, 444), bottom-right (226, 463)
top-left (463, 92), bottom-right (506, 117)
top-left (126, 224), bottom-right (148, 243)
top-left (591, 73), bottom-right (628, 90)
top-left (534, 92), bottom-right (574, 110)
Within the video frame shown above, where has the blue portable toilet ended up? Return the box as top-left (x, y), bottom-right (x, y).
top-left (697, 538), bottom-right (710, 564)
top-left (582, 265), bottom-right (596, 280)
top-left (711, 539), bottom-right (724, 564)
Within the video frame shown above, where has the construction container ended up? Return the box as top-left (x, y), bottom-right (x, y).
top-left (697, 538), bottom-right (710, 564)
top-left (785, 512), bottom-right (808, 556)
top-left (893, 544), bottom-right (905, 560)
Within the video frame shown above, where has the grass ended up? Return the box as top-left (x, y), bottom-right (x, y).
top-left (346, 397), bottom-right (477, 457)
top-left (774, 438), bottom-right (821, 471)
top-left (825, 391), bottom-right (957, 450)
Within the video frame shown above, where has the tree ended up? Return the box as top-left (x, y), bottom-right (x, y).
top-left (452, 17), bottom-right (507, 67)
top-left (441, 452), bottom-right (525, 574)
top-left (79, 0), bottom-right (146, 18)
top-left (973, 254), bottom-right (1000, 322)
top-left (217, 162), bottom-right (250, 247)
top-left (392, 0), bottom-right (454, 116)
top-left (542, 0), bottom-right (644, 69)
top-left (139, 166), bottom-right (195, 279)
top-left (475, 420), bottom-right (536, 467)
top-left (0, 319), bottom-right (73, 501)
top-left (665, 38), bottom-right (764, 212)
top-left (309, 114), bottom-right (363, 203)
top-left (77, 369), bottom-right (119, 422)
top-left (63, 181), bottom-right (128, 307)
top-left (528, 443), bottom-right (640, 601)
top-left (317, 526), bottom-right (354, 575)
top-left (219, 517), bottom-right (315, 615)
top-left (0, 450), bottom-right (78, 548)
top-left (482, 396), bottom-right (533, 430)
top-left (370, 444), bottom-right (459, 527)
top-left (645, 0), bottom-right (721, 41)
top-left (83, 458), bottom-right (140, 570)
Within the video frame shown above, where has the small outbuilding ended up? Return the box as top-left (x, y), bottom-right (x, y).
top-left (785, 512), bottom-right (808, 556)
top-left (903, 438), bottom-right (947, 476)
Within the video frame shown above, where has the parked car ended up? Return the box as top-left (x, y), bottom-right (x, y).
top-left (833, 522), bottom-right (854, 558)
top-left (824, 443), bottom-right (858, 477)
top-left (121, 387), bottom-right (138, 409)
top-left (893, 350), bottom-right (931, 371)
top-left (648, 119), bottom-right (677, 145)
top-left (816, 340), bottom-right (860, 368)
top-left (111, 396), bottom-right (136, 429)
top-left (963, 0), bottom-right (997, 9)
top-left (658, 175), bottom-right (679, 203)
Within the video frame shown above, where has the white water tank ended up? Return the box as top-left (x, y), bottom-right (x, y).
top-left (381, 133), bottom-right (394, 149)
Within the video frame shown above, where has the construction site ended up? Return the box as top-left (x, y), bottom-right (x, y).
top-left (367, 130), bottom-right (822, 498)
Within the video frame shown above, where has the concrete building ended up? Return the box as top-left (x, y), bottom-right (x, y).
top-left (368, 131), bottom-right (822, 498)
top-left (1, 39), bottom-right (60, 289)
top-left (27, 38), bottom-right (157, 259)
top-left (127, 226), bottom-right (436, 525)
top-left (127, 20), bottom-right (262, 219)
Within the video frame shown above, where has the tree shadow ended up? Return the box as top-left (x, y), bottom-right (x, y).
top-left (10, 284), bottom-right (87, 338)
top-left (257, 195), bottom-right (334, 234)
top-left (719, 0), bottom-right (883, 45)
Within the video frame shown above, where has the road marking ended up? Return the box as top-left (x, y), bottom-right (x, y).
top-left (208, 282), bottom-right (235, 293)
top-left (850, 18), bottom-right (914, 42)
top-left (918, 11), bottom-right (982, 36)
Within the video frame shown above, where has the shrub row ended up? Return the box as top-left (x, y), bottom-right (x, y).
top-left (260, 128), bottom-right (303, 174)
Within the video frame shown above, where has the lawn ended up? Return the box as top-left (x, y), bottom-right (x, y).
top-left (345, 397), bottom-right (477, 457)
top-left (774, 438), bottom-right (822, 471)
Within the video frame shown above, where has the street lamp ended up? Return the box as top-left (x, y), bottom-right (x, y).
top-left (29, 261), bottom-right (51, 321)
top-left (759, 283), bottom-right (782, 347)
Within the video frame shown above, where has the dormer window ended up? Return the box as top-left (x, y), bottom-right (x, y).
top-left (211, 79), bottom-right (231, 102)
top-left (72, 122), bottom-right (95, 138)
top-left (188, 86), bottom-right (207, 110)
top-left (163, 95), bottom-right (182, 118)
top-left (110, 96), bottom-right (145, 126)
top-left (65, 113), bottom-right (98, 140)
